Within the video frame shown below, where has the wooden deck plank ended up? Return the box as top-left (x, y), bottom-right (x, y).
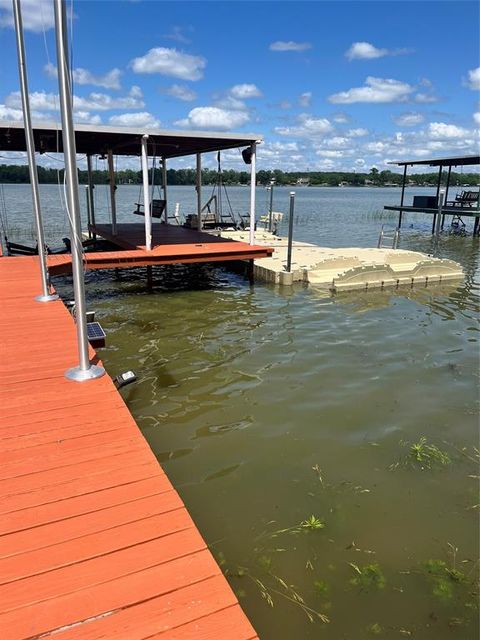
top-left (0, 256), bottom-right (257, 639)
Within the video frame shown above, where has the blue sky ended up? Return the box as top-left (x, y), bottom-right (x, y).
top-left (0, 0), bottom-right (479, 172)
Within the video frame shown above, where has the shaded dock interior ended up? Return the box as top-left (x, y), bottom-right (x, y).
top-left (0, 255), bottom-right (258, 639)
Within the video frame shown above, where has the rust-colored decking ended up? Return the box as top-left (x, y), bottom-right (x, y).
top-left (43, 223), bottom-right (273, 277)
top-left (0, 255), bottom-right (258, 640)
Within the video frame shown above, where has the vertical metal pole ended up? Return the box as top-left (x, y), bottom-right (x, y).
top-left (435, 190), bottom-right (444, 236)
top-left (268, 179), bottom-right (274, 232)
top-left (286, 191), bottom-right (295, 272)
top-left (398, 165), bottom-right (407, 229)
top-left (432, 165), bottom-right (443, 234)
top-left (162, 157), bottom-right (168, 222)
top-left (85, 186), bottom-right (91, 238)
top-left (54, 0), bottom-right (103, 381)
top-left (86, 153), bottom-right (96, 239)
top-left (107, 149), bottom-right (117, 235)
top-left (442, 165), bottom-right (452, 230)
top-left (196, 153), bottom-right (202, 231)
top-left (249, 142), bottom-right (257, 245)
top-left (12, 0), bottom-right (58, 303)
top-left (141, 135), bottom-right (151, 251)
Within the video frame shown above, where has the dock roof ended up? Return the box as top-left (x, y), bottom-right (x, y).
top-left (0, 121), bottom-right (262, 158)
top-left (388, 154), bottom-right (479, 168)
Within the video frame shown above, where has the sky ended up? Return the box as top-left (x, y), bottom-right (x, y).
top-left (0, 0), bottom-right (479, 173)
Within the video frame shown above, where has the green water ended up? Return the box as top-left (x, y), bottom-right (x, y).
top-left (8, 185), bottom-right (479, 638)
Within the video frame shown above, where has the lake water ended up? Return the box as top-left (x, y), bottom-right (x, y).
top-left (2, 184), bottom-right (479, 639)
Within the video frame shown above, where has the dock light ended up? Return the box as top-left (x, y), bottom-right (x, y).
top-left (114, 371), bottom-right (137, 389)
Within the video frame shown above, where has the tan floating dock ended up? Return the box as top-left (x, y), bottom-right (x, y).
top-left (218, 231), bottom-right (464, 291)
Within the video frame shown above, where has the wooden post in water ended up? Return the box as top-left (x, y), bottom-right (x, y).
top-left (86, 154), bottom-right (96, 240)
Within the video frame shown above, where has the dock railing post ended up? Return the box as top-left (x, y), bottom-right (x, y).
top-left (54, 0), bottom-right (104, 381)
top-left (196, 153), bottom-right (202, 231)
top-left (141, 135), bottom-right (152, 251)
top-left (286, 191), bottom-right (295, 272)
top-left (249, 142), bottom-right (257, 245)
top-left (12, 0), bottom-right (58, 303)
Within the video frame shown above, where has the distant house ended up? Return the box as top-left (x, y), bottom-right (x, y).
top-left (296, 177), bottom-right (310, 185)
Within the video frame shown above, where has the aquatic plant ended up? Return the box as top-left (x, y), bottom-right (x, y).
top-left (349, 562), bottom-right (386, 591)
top-left (301, 515), bottom-right (326, 531)
top-left (257, 515), bottom-right (326, 541)
top-left (313, 579), bottom-right (329, 596)
top-left (390, 436), bottom-right (451, 470)
top-left (366, 622), bottom-right (383, 635)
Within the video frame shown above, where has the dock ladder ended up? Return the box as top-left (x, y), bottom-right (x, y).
top-left (377, 224), bottom-right (400, 249)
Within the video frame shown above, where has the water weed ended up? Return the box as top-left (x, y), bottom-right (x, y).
top-left (391, 437), bottom-right (451, 470)
top-left (349, 562), bottom-right (386, 591)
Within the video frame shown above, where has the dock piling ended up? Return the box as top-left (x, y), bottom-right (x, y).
top-left (286, 191), bottom-right (295, 272)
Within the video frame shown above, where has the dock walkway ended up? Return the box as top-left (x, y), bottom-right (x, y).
top-left (0, 256), bottom-right (257, 640)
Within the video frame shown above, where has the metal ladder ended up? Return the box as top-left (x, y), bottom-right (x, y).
top-left (377, 224), bottom-right (399, 249)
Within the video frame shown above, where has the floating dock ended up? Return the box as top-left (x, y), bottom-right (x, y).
top-left (217, 230), bottom-right (464, 290)
top-left (0, 255), bottom-right (258, 640)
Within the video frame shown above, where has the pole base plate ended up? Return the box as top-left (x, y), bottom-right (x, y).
top-left (35, 293), bottom-right (60, 302)
top-left (65, 364), bottom-right (105, 382)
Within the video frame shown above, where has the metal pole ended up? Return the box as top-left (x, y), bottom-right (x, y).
top-left (162, 157), bottom-right (168, 222)
top-left (442, 165), bottom-right (452, 230)
top-left (435, 190), bottom-right (444, 236)
top-left (286, 191), bottom-right (295, 272)
top-left (249, 142), bottom-right (257, 245)
top-left (398, 165), bottom-right (407, 229)
top-left (86, 153), bottom-right (96, 239)
top-left (196, 153), bottom-right (202, 231)
top-left (141, 135), bottom-right (151, 251)
top-left (432, 165), bottom-right (443, 234)
top-left (12, 0), bottom-right (58, 303)
top-left (268, 179), bottom-right (274, 233)
top-left (54, 0), bottom-right (104, 381)
top-left (107, 149), bottom-right (117, 235)
top-left (85, 186), bottom-right (91, 238)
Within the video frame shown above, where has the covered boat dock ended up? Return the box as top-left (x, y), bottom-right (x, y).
top-left (0, 122), bottom-right (273, 268)
top-left (383, 155), bottom-right (479, 235)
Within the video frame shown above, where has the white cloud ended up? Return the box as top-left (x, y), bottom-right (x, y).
top-left (5, 87), bottom-right (144, 112)
top-left (464, 67), bottom-right (480, 91)
top-left (428, 122), bottom-right (469, 139)
top-left (332, 112), bottom-right (350, 123)
top-left (44, 63), bottom-right (122, 90)
top-left (130, 47), bottom-right (206, 81)
top-left (298, 92), bottom-right (312, 108)
top-left (328, 77), bottom-right (414, 104)
top-left (74, 111), bottom-right (102, 125)
top-left (109, 112), bottom-right (160, 128)
top-left (0, 104), bottom-right (23, 121)
top-left (214, 95), bottom-right (246, 110)
top-left (164, 26), bottom-right (193, 45)
top-left (325, 136), bottom-right (349, 148)
top-left (230, 84), bottom-right (262, 99)
top-left (162, 84), bottom-right (197, 101)
top-left (0, 0), bottom-right (54, 32)
top-left (345, 41), bottom-right (412, 61)
top-left (393, 112), bottom-right (425, 126)
top-left (316, 149), bottom-right (344, 158)
top-left (474, 112), bottom-right (480, 126)
top-left (414, 93), bottom-right (439, 104)
top-left (175, 107), bottom-right (249, 130)
top-left (346, 128), bottom-right (368, 137)
top-left (275, 114), bottom-right (333, 137)
top-left (269, 41), bottom-right (312, 52)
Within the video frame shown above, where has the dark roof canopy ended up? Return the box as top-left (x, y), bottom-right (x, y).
top-left (388, 155), bottom-right (479, 168)
top-left (0, 121), bottom-right (262, 159)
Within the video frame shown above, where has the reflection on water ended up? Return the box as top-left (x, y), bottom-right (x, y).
top-left (18, 184), bottom-right (479, 639)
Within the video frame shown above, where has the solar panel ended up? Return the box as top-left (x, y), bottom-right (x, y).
top-left (87, 322), bottom-right (106, 347)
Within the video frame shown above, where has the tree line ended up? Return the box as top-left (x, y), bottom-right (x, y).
top-left (0, 164), bottom-right (478, 187)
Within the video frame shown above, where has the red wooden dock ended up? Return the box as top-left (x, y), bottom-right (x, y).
top-left (45, 223), bottom-right (273, 276)
top-left (0, 255), bottom-right (258, 640)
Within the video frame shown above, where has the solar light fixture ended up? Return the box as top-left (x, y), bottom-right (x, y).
top-left (114, 371), bottom-right (137, 389)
